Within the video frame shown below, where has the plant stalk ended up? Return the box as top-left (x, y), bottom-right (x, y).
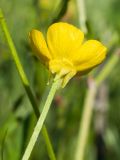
top-left (75, 49), bottom-right (120, 160)
top-left (75, 79), bottom-right (96, 160)
top-left (76, 0), bottom-right (87, 34)
top-left (95, 50), bottom-right (120, 86)
top-left (22, 79), bottom-right (61, 160)
top-left (0, 9), bottom-right (56, 160)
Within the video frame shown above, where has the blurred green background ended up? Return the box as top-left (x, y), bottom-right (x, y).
top-left (0, 0), bottom-right (120, 160)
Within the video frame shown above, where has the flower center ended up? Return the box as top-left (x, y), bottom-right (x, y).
top-left (49, 58), bottom-right (74, 73)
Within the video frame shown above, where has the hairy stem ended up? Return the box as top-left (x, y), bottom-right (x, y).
top-left (22, 79), bottom-right (61, 160)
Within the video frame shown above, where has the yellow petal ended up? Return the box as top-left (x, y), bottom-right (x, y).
top-left (73, 40), bottom-right (107, 73)
top-left (29, 29), bottom-right (51, 64)
top-left (47, 22), bottom-right (84, 60)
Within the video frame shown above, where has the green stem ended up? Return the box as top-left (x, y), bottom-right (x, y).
top-left (76, 0), bottom-right (87, 34)
top-left (0, 9), bottom-right (56, 160)
top-left (95, 50), bottom-right (119, 86)
top-left (75, 49), bottom-right (120, 160)
top-left (22, 79), bottom-right (61, 160)
top-left (51, 0), bottom-right (69, 24)
top-left (75, 79), bottom-right (96, 160)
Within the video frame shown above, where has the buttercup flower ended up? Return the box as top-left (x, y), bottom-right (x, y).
top-left (29, 22), bottom-right (107, 87)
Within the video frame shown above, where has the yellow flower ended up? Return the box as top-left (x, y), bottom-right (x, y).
top-left (29, 22), bottom-right (107, 87)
